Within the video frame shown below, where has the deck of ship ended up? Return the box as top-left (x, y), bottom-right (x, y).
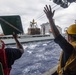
top-left (42, 65), bottom-right (58, 75)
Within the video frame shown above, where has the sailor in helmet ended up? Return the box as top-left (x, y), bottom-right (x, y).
top-left (44, 5), bottom-right (76, 75)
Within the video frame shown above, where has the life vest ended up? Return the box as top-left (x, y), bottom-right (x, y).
top-left (0, 40), bottom-right (10, 75)
top-left (57, 41), bottom-right (76, 75)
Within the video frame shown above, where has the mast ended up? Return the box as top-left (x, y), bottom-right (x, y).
top-left (28, 19), bottom-right (40, 35)
top-left (30, 19), bottom-right (37, 28)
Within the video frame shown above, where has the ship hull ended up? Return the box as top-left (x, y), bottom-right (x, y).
top-left (0, 34), bottom-right (54, 45)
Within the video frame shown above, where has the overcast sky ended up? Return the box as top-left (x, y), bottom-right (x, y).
top-left (0, 0), bottom-right (76, 33)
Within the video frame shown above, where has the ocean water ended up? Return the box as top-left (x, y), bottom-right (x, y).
top-left (9, 40), bottom-right (61, 75)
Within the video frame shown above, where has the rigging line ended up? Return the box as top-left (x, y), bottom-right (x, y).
top-left (24, 4), bottom-right (60, 25)
top-left (36, 14), bottom-right (46, 21)
top-left (23, 4), bottom-right (58, 25)
top-left (35, 3), bottom-right (55, 20)
top-left (0, 18), bottom-right (22, 33)
top-left (36, 6), bottom-right (61, 21)
top-left (34, 3), bottom-right (56, 20)
top-left (35, 13), bottom-right (44, 20)
top-left (35, 4), bottom-right (58, 21)
top-left (35, 12), bottom-right (44, 20)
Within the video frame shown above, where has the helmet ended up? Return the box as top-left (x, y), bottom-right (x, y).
top-left (66, 24), bottom-right (76, 34)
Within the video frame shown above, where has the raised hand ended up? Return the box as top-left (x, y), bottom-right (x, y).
top-left (44, 5), bottom-right (55, 20)
top-left (12, 32), bottom-right (18, 40)
top-left (43, 5), bottom-right (60, 38)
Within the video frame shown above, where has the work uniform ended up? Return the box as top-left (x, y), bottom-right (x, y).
top-left (54, 34), bottom-right (76, 75)
top-left (0, 40), bottom-right (22, 75)
top-left (5, 48), bottom-right (22, 69)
